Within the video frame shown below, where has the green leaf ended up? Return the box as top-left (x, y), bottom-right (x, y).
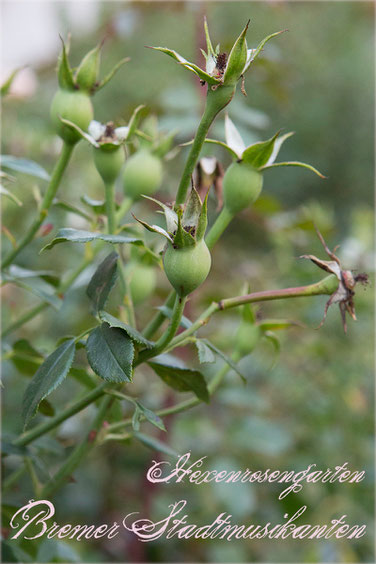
top-left (41, 228), bottom-right (142, 252)
top-left (260, 160), bottom-right (326, 178)
top-left (0, 184), bottom-right (22, 206)
top-left (195, 339), bottom-right (216, 364)
top-left (149, 357), bottom-right (209, 403)
top-left (133, 431), bottom-right (179, 457)
top-left (86, 252), bottom-right (118, 314)
top-left (201, 339), bottom-right (246, 383)
top-left (11, 339), bottom-right (43, 376)
top-left (156, 305), bottom-right (192, 329)
top-left (86, 323), bottom-right (134, 383)
top-left (99, 311), bottom-right (154, 348)
top-left (1, 155), bottom-right (50, 180)
top-left (22, 339), bottom-right (76, 428)
top-left (133, 401), bottom-right (166, 432)
top-left (38, 399), bottom-right (55, 417)
top-left (69, 367), bottom-right (97, 389)
top-left (242, 131), bottom-right (280, 169)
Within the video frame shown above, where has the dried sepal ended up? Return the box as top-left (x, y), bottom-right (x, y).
top-left (300, 228), bottom-right (368, 333)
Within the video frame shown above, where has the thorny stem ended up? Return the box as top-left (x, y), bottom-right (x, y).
top-left (1, 142), bottom-right (74, 269)
top-left (11, 275), bottom-right (338, 449)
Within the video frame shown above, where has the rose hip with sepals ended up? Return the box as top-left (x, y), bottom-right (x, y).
top-left (134, 186), bottom-right (212, 297)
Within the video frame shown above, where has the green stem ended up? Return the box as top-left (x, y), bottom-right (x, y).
top-left (167, 275), bottom-right (339, 351)
top-left (218, 274), bottom-right (339, 310)
top-left (13, 383), bottom-right (107, 447)
top-left (1, 142), bottom-right (74, 269)
top-left (142, 291), bottom-right (176, 339)
top-left (105, 182), bottom-right (135, 324)
top-left (175, 85), bottom-right (235, 206)
top-left (137, 294), bottom-right (187, 364)
top-left (40, 395), bottom-right (113, 499)
top-left (205, 207), bottom-right (234, 250)
top-left (1, 303), bottom-right (47, 339)
top-left (104, 181), bottom-right (116, 234)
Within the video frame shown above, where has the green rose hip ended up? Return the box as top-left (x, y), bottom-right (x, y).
top-left (163, 240), bottom-right (211, 297)
top-left (122, 149), bottom-right (163, 200)
top-left (93, 145), bottom-right (124, 184)
top-left (223, 161), bottom-right (263, 214)
top-left (126, 262), bottom-right (157, 305)
top-left (50, 90), bottom-right (93, 145)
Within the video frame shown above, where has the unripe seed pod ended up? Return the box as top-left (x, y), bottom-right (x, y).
top-left (235, 323), bottom-right (261, 357)
top-left (50, 90), bottom-right (93, 145)
top-left (223, 161), bottom-right (263, 215)
top-left (122, 149), bottom-right (163, 200)
top-left (126, 262), bottom-right (157, 305)
top-left (163, 240), bottom-right (211, 297)
top-left (93, 146), bottom-right (124, 185)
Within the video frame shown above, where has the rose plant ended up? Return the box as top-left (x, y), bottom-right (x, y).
top-left (1, 20), bottom-right (368, 511)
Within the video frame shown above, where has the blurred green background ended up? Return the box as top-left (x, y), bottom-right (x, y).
top-left (1, 1), bottom-right (374, 563)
